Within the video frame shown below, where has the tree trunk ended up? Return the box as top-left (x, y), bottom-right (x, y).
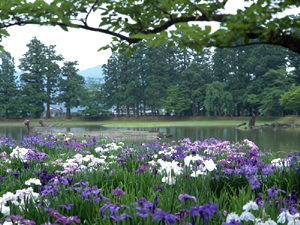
top-left (267, 110), bottom-right (272, 116)
top-left (255, 107), bottom-right (259, 116)
top-left (136, 103), bottom-right (139, 118)
top-left (117, 105), bottom-right (120, 117)
top-left (218, 102), bottom-right (222, 116)
top-left (66, 108), bottom-right (71, 119)
top-left (157, 107), bottom-right (159, 118)
top-left (46, 77), bottom-right (50, 119)
top-left (151, 105), bottom-right (154, 117)
top-left (143, 101), bottom-right (146, 117)
top-left (133, 105), bottom-right (135, 117)
top-left (192, 96), bottom-right (196, 117)
top-left (240, 104), bottom-right (244, 117)
top-left (127, 106), bottom-right (130, 118)
top-left (5, 109), bottom-right (8, 119)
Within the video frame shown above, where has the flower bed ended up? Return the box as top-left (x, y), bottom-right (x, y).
top-left (0, 134), bottom-right (299, 224)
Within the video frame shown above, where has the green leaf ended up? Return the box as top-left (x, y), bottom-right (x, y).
top-left (59, 25), bottom-right (68, 31)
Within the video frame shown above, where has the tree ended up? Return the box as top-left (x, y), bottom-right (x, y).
top-left (56, 61), bottom-right (85, 119)
top-left (162, 85), bottom-right (190, 116)
top-left (144, 44), bottom-right (170, 117)
top-left (204, 81), bottom-right (233, 116)
top-left (81, 77), bottom-right (108, 117)
top-left (44, 45), bottom-right (63, 119)
top-left (280, 84), bottom-right (300, 116)
top-left (260, 67), bottom-right (294, 116)
top-left (19, 37), bottom-right (48, 118)
top-left (0, 52), bottom-right (18, 119)
top-left (18, 37), bottom-right (63, 118)
top-left (1, 1), bottom-right (300, 55)
top-left (102, 53), bottom-right (124, 117)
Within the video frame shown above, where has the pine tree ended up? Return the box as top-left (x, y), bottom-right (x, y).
top-left (18, 37), bottom-right (48, 118)
top-left (204, 81), bottom-right (233, 116)
top-left (56, 61), bottom-right (85, 119)
top-left (144, 44), bottom-right (170, 117)
top-left (44, 45), bottom-right (63, 118)
top-left (102, 53), bottom-right (124, 117)
top-left (0, 52), bottom-right (18, 119)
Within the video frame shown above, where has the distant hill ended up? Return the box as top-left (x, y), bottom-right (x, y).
top-left (14, 64), bottom-right (105, 112)
top-left (14, 64), bottom-right (104, 82)
top-left (78, 65), bottom-right (104, 83)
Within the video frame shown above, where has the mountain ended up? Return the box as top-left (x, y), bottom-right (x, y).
top-left (14, 64), bottom-right (104, 81)
top-left (13, 64), bottom-right (105, 112)
top-left (78, 65), bottom-right (104, 82)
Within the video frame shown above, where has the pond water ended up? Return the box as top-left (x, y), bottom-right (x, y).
top-left (1, 125), bottom-right (300, 156)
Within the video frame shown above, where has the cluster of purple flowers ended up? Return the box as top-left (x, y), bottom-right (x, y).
top-left (1, 134), bottom-right (300, 224)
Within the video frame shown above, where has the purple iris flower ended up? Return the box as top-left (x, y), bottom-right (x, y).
top-left (153, 195), bottom-right (159, 213)
top-left (152, 167), bottom-right (158, 175)
top-left (189, 202), bottom-right (220, 224)
top-left (251, 175), bottom-right (261, 190)
top-left (51, 176), bottom-right (68, 185)
top-left (222, 219), bottom-right (242, 225)
top-left (153, 185), bottom-right (163, 191)
top-left (110, 213), bottom-right (132, 221)
top-left (66, 177), bottom-right (73, 185)
top-left (152, 209), bottom-right (176, 224)
top-left (5, 215), bottom-right (23, 222)
top-left (93, 193), bottom-right (110, 202)
top-left (55, 216), bottom-right (81, 224)
top-left (74, 180), bottom-right (89, 186)
top-left (23, 162), bottom-right (30, 170)
top-left (267, 186), bottom-right (286, 198)
top-left (19, 219), bottom-right (36, 225)
top-left (0, 176), bottom-right (5, 183)
top-left (112, 187), bottom-right (125, 197)
top-left (178, 194), bottom-right (197, 202)
top-left (135, 164), bottom-right (147, 173)
top-left (58, 203), bottom-right (74, 210)
top-left (175, 210), bottom-right (189, 222)
top-left (11, 172), bottom-right (20, 178)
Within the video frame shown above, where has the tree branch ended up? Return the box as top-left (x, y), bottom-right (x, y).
top-left (85, 0), bottom-right (99, 25)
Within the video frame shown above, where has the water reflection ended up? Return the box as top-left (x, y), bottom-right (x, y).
top-left (0, 125), bottom-right (300, 155)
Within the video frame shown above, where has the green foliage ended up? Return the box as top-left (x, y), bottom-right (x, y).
top-left (280, 84), bottom-right (300, 115)
top-left (18, 37), bottom-right (48, 118)
top-left (260, 67), bottom-right (294, 116)
top-left (1, 0), bottom-right (300, 55)
top-left (81, 77), bottom-right (109, 117)
top-left (161, 85), bottom-right (190, 116)
top-left (204, 81), bottom-right (233, 116)
top-left (56, 61), bottom-right (86, 119)
top-left (0, 52), bottom-right (18, 119)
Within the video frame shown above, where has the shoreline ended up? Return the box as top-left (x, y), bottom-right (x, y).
top-left (0, 116), bottom-right (298, 127)
top-left (47, 129), bottom-right (162, 142)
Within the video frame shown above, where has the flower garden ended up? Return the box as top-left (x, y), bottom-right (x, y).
top-left (0, 133), bottom-right (300, 225)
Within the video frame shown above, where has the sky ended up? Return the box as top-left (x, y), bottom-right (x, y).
top-left (1, 1), bottom-right (299, 71)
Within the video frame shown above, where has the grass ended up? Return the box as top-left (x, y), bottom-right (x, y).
top-left (1, 133), bottom-right (300, 224)
top-left (0, 116), bottom-right (284, 127)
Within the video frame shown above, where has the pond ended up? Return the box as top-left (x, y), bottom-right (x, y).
top-left (1, 125), bottom-right (300, 156)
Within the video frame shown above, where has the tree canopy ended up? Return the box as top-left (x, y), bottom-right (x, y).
top-left (0, 0), bottom-right (300, 54)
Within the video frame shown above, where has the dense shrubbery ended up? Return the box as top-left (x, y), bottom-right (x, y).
top-left (0, 134), bottom-right (300, 224)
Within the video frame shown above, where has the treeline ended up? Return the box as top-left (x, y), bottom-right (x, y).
top-left (0, 37), bottom-right (86, 119)
top-left (1, 38), bottom-right (300, 119)
top-left (102, 42), bottom-right (300, 117)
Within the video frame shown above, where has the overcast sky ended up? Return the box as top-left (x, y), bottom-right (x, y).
top-left (1, 1), bottom-right (299, 71)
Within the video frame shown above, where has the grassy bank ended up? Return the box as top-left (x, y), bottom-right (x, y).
top-left (1, 115), bottom-right (299, 127)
